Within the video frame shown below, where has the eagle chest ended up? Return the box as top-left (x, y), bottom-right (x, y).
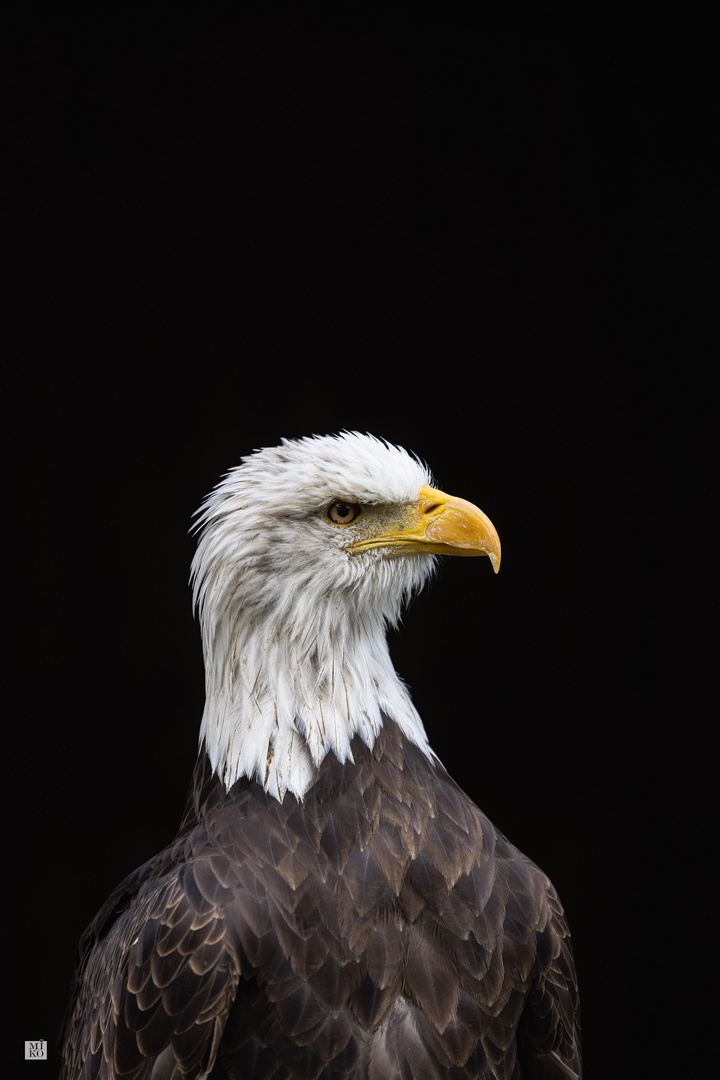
top-left (205, 741), bottom-right (534, 1076)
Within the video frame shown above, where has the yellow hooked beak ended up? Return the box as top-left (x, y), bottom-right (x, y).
top-left (346, 485), bottom-right (501, 572)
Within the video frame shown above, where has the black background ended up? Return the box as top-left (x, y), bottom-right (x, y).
top-left (9, 8), bottom-right (713, 1076)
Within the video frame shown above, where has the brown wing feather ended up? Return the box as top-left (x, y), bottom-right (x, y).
top-left (61, 717), bottom-right (581, 1079)
top-left (60, 852), bottom-right (241, 1079)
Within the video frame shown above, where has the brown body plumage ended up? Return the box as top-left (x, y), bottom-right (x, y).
top-left (61, 718), bottom-right (580, 1079)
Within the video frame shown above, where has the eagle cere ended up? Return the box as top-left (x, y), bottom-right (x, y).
top-left (60, 432), bottom-right (581, 1079)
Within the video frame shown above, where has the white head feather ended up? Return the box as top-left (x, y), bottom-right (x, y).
top-left (190, 432), bottom-right (438, 801)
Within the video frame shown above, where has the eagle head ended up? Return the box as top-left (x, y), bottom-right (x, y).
top-left (190, 433), bottom-right (500, 800)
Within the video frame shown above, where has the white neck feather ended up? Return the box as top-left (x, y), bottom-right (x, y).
top-left (198, 599), bottom-right (433, 801)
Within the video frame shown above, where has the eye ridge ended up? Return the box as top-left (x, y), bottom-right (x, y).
top-left (326, 500), bottom-right (363, 526)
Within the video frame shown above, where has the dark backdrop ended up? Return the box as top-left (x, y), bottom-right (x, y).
top-left (9, 8), bottom-right (712, 1076)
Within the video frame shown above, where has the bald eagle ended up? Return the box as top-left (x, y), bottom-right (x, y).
top-left (60, 433), bottom-right (581, 1079)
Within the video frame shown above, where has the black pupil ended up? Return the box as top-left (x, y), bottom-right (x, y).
top-left (336, 502), bottom-right (352, 520)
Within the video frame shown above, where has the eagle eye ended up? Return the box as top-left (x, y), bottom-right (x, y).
top-left (326, 500), bottom-right (363, 526)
